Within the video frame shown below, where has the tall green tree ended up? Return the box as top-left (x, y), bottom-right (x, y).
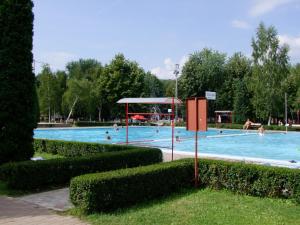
top-left (233, 79), bottom-right (252, 123)
top-left (62, 78), bottom-right (95, 120)
top-left (36, 65), bottom-right (63, 121)
top-left (218, 52), bottom-right (251, 111)
top-left (143, 72), bottom-right (164, 97)
top-left (66, 59), bottom-right (102, 81)
top-left (101, 54), bottom-right (146, 119)
top-left (249, 23), bottom-right (289, 124)
top-left (179, 48), bottom-right (226, 118)
top-left (179, 48), bottom-right (226, 98)
top-left (0, 0), bottom-right (38, 164)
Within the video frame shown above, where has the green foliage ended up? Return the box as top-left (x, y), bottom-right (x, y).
top-left (36, 65), bottom-right (66, 120)
top-left (233, 79), bottom-right (252, 123)
top-left (249, 23), bottom-right (290, 122)
top-left (179, 48), bottom-right (226, 98)
top-left (70, 158), bottom-right (300, 213)
top-left (179, 48), bottom-right (226, 118)
top-left (70, 159), bottom-right (194, 212)
top-left (33, 138), bottom-right (155, 157)
top-left (0, 0), bottom-right (37, 164)
top-left (0, 148), bottom-right (162, 190)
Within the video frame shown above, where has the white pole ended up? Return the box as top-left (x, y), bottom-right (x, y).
top-left (174, 64), bottom-right (179, 121)
top-left (285, 92), bottom-right (288, 134)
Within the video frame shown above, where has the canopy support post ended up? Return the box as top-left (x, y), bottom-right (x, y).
top-left (126, 103), bottom-right (128, 144)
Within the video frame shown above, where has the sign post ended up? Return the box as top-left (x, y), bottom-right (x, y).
top-left (186, 97), bottom-right (207, 187)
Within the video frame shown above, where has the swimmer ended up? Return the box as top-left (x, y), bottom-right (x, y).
top-left (176, 135), bottom-right (180, 142)
top-left (243, 119), bottom-right (252, 130)
top-left (106, 135), bottom-right (111, 140)
top-left (258, 125), bottom-right (265, 135)
top-left (219, 130), bottom-right (223, 134)
top-left (156, 129), bottom-right (159, 133)
top-left (105, 131), bottom-right (109, 134)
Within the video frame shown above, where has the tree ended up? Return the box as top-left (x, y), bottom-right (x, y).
top-left (100, 54), bottom-right (146, 119)
top-left (0, 0), bottom-right (38, 164)
top-left (249, 23), bottom-right (289, 124)
top-left (62, 79), bottom-right (94, 120)
top-left (233, 79), bottom-right (252, 123)
top-left (179, 48), bottom-right (226, 118)
top-left (143, 72), bottom-right (164, 97)
top-left (218, 52), bottom-right (251, 111)
top-left (36, 65), bottom-right (62, 121)
top-left (66, 59), bottom-right (102, 81)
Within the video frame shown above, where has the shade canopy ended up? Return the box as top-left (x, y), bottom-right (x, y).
top-left (117, 97), bottom-right (182, 104)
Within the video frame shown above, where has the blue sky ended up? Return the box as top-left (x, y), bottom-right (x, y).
top-left (33, 0), bottom-right (300, 79)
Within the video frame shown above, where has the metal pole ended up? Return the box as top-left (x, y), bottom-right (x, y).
top-left (195, 131), bottom-right (198, 187)
top-left (126, 103), bottom-right (129, 144)
top-left (171, 97), bottom-right (175, 161)
top-left (174, 64), bottom-right (179, 121)
top-left (195, 97), bottom-right (199, 187)
top-left (285, 93), bottom-right (288, 134)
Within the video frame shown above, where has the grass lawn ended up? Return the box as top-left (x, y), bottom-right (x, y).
top-left (33, 152), bottom-right (64, 160)
top-left (74, 189), bottom-right (300, 225)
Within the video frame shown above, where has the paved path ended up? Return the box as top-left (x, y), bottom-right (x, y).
top-left (0, 196), bottom-right (89, 225)
top-left (17, 188), bottom-right (72, 211)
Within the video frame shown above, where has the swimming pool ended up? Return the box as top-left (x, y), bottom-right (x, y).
top-left (34, 126), bottom-right (300, 166)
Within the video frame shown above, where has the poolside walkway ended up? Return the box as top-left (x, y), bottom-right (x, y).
top-left (0, 196), bottom-right (88, 225)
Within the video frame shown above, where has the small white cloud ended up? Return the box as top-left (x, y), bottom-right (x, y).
top-left (151, 56), bottom-right (189, 79)
top-left (34, 51), bottom-right (78, 73)
top-left (278, 34), bottom-right (300, 62)
top-left (249, 0), bottom-right (295, 17)
top-left (231, 20), bottom-right (250, 29)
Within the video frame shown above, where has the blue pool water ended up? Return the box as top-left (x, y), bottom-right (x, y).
top-left (34, 127), bottom-right (300, 162)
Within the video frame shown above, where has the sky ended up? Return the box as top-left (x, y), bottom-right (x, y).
top-left (33, 0), bottom-right (300, 79)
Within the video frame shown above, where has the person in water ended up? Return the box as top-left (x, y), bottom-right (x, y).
top-left (258, 125), bottom-right (265, 135)
top-left (243, 119), bottom-right (252, 130)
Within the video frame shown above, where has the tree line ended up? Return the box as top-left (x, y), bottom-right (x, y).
top-left (36, 23), bottom-right (300, 124)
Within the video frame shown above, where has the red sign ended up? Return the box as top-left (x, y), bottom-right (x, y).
top-left (186, 97), bottom-right (207, 132)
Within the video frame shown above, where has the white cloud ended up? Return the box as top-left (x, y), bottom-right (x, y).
top-left (151, 56), bottom-right (189, 79)
top-left (278, 34), bottom-right (300, 62)
top-left (34, 51), bottom-right (78, 73)
top-left (249, 0), bottom-right (295, 17)
top-left (231, 20), bottom-right (250, 29)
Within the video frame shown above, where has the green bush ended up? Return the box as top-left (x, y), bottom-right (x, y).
top-left (70, 159), bottom-right (194, 212)
top-left (199, 159), bottom-right (300, 199)
top-left (34, 139), bottom-right (144, 157)
top-left (0, 0), bottom-right (38, 165)
top-left (0, 148), bottom-right (162, 190)
top-left (70, 158), bottom-right (300, 213)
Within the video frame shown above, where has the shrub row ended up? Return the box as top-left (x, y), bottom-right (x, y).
top-left (0, 148), bottom-right (162, 190)
top-left (34, 139), bottom-right (147, 157)
top-left (70, 159), bottom-right (194, 212)
top-left (70, 158), bottom-right (300, 213)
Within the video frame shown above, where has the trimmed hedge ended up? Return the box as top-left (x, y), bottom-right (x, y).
top-left (70, 159), bottom-right (194, 212)
top-left (0, 148), bottom-right (162, 190)
top-left (70, 158), bottom-right (300, 213)
top-left (34, 139), bottom-right (145, 157)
